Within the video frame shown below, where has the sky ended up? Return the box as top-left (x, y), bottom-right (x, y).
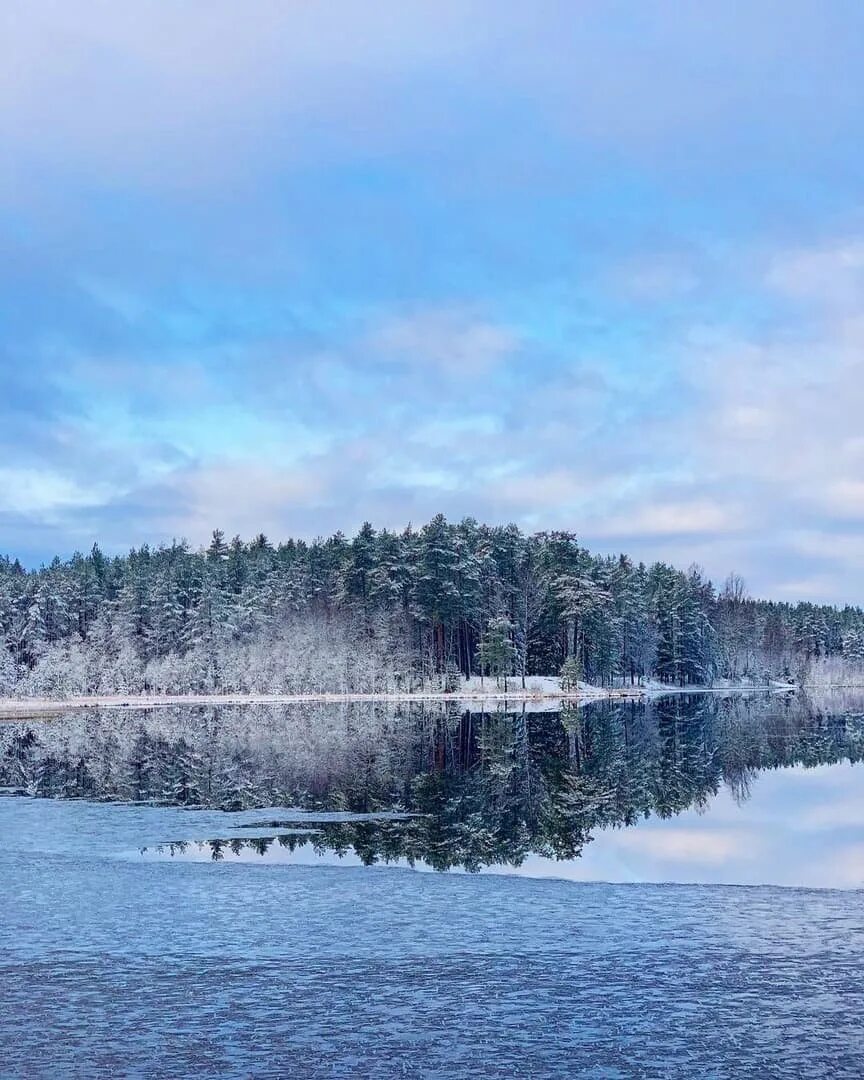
top-left (2, 1), bottom-right (864, 604)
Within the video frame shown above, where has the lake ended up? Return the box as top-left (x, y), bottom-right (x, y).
top-left (2, 692), bottom-right (863, 1077)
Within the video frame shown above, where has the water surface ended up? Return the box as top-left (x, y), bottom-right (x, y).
top-left (2, 692), bottom-right (863, 1076)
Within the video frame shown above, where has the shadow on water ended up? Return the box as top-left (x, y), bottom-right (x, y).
top-left (2, 691), bottom-right (864, 871)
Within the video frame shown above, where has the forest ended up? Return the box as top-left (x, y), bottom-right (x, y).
top-left (1, 514), bottom-right (863, 696)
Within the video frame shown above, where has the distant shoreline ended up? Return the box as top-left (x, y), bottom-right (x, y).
top-left (0, 682), bottom-right (819, 719)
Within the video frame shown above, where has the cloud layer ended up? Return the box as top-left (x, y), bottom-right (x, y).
top-left (2, 3), bottom-right (864, 603)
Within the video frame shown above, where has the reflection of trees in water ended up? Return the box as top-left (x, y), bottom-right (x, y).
top-left (3, 694), bottom-right (864, 869)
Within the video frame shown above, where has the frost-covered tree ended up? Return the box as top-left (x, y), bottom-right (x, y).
top-left (1, 517), bottom-right (862, 697)
top-left (477, 616), bottom-right (516, 689)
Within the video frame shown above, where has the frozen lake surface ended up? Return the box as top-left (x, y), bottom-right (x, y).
top-left (2, 693), bottom-right (864, 1077)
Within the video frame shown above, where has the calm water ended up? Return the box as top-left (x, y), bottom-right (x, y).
top-left (2, 692), bottom-right (864, 1077)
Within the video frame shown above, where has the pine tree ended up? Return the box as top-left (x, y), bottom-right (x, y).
top-left (560, 655), bottom-right (582, 693)
top-left (477, 616), bottom-right (516, 689)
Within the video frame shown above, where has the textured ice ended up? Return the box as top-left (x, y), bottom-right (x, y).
top-left (2, 795), bottom-right (864, 1078)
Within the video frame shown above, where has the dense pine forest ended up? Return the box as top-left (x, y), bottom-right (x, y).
top-left (1, 515), bottom-right (863, 697)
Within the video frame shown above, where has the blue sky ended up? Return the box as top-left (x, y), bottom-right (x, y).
top-left (2, 1), bottom-right (864, 603)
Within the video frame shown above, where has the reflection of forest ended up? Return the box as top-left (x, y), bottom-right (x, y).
top-left (3, 694), bottom-right (864, 870)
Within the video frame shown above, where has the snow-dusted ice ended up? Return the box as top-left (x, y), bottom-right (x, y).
top-left (2, 795), bottom-right (864, 1078)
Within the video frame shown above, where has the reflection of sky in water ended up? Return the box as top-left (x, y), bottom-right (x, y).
top-left (144, 761), bottom-right (864, 889)
top-left (510, 762), bottom-right (864, 889)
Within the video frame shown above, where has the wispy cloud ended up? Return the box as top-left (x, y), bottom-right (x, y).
top-left (370, 309), bottom-right (520, 376)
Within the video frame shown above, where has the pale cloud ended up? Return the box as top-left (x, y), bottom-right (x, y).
top-left (817, 844), bottom-right (864, 889)
top-left (819, 480), bottom-right (864, 519)
top-left (0, 1), bottom-right (485, 189)
top-left (719, 404), bottom-right (776, 438)
top-left (765, 240), bottom-right (864, 311)
top-left (370, 309), bottom-right (519, 376)
top-left (0, 467), bottom-right (114, 516)
top-left (674, 237), bottom-right (864, 526)
top-left (409, 415), bottom-right (501, 448)
top-left (594, 499), bottom-right (742, 539)
top-left (5, 0), bottom-right (856, 199)
top-left (368, 464), bottom-right (461, 492)
top-left (156, 460), bottom-right (337, 541)
top-left (789, 530), bottom-right (864, 571)
top-left (796, 797), bottom-right (864, 830)
top-left (495, 469), bottom-right (593, 510)
top-left (610, 253), bottom-right (702, 301)
top-left (610, 827), bottom-right (751, 865)
top-left (769, 577), bottom-right (844, 602)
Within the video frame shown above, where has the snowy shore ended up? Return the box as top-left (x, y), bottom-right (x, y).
top-left (0, 678), bottom-right (807, 718)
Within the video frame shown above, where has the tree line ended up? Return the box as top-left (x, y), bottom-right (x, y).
top-left (1, 515), bottom-right (863, 695)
